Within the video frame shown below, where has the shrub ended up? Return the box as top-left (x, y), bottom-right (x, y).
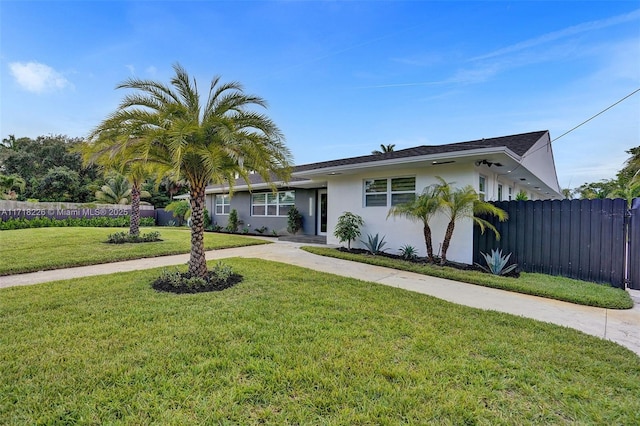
top-left (334, 212), bottom-right (364, 250)
top-left (106, 230), bottom-right (162, 244)
top-left (475, 248), bottom-right (518, 276)
top-left (399, 244), bottom-right (418, 261)
top-left (287, 206), bottom-right (303, 234)
top-left (0, 216), bottom-right (154, 231)
top-left (226, 209), bottom-right (239, 233)
top-left (361, 233), bottom-right (388, 255)
top-left (152, 262), bottom-right (243, 294)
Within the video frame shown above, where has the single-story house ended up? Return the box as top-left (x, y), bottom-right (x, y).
top-left (205, 130), bottom-right (562, 264)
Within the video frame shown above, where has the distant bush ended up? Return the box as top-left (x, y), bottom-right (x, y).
top-left (0, 216), bottom-right (155, 231)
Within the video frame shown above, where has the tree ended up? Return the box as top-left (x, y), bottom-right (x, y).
top-left (165, 200), bottom-right (191, 226)
top-left (438, 178), bottom-right (508, 265)
top-left (80, 138), bottom-right (161, 235)
top-left (334, 212), bottom-right (364, 250)
top-left (95, 173), bottom-right (131, 204)
top-left (371, 143), bottom-right (396, 155)
top-left (387, 183), bottom-right (442, 262)
top-left (607, 181), bottom-right (640, 208)
top-left (0, 134), bottom-right (101, 202)
top-left (88, 64), bottom-right (292, 277)
top-left (37, 166), bottom-right (81, 201)
top-left (0, 174), bottom-right (26, 199)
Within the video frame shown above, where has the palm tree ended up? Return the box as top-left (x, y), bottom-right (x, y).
top-left (372, 143), bottom-right (396, 155)
top-left (608, 181), bottom-right (640, 208)
top-left (438, 178), bottom-right (508, 265)
top-left (81, 138), bottom-right (159, 236)
top-left (88, 64), bottom-right (292, 278)
top-left (387, 183), bottom-right (443, 262)
top-left (95, 173), bottom-right (132, 204)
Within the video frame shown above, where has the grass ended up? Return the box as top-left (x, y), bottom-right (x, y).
top-left (0, 227), bottom-right (268, 275)
top-left (302, 246), bottom-right (634, 310)
top-left (1, 258), bottom-right (639, 424)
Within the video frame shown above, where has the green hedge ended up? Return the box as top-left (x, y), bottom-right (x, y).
top-left (0, 216), bottom-right (156, 230)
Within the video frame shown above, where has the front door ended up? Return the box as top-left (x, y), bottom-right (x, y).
top-left (317, 189), bottom-right (327, 235)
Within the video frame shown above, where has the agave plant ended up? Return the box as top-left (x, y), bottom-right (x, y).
top-left (399, 244), bottom-right (418, 261)
top-left (475, 249), bottom-right (518, 276)
top-left (361, 233), bottom-right (388, 255)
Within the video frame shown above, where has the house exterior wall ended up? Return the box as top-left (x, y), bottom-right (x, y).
top-left (325, 163), bottom-right (476, 264)
top-left (207, 188), bottom-right (317, 235)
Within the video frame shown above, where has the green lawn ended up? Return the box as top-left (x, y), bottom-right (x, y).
top-left (1, 258), bottom-right (638, 424)
top-left (302, 246), bottom-right (634, 310)
top-left (0, 227), bottom-right (268, 275)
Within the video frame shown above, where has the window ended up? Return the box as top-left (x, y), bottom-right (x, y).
top-left (508, 186), bottom-right (513, 201)
top-left (364, 177), bottom-right (415, 207)
top-left (215, 194), bottom-right (230, 215)
top-left (497, 184), bottom-right (503, 201)
top-left (252, 191), bottom-right (295, 216)
top-left (478, 175), bottom-right (486, 201)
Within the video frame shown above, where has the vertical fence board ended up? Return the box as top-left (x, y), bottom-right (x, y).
top-left (629, 198), bottom-right (640, 290)
top-left (474, 198), bottom-right (629, 288)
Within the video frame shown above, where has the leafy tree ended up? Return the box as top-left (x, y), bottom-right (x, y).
top-left (387, 183), bottom-right (442, 262)
top-left (88, 64), bottom-right (292, 278)
top-left (372, 143), bottom-right (396, 155)
top-left (438, 178), bottom-right (508, 265)
top-left (0, 134), bottom-right (101, 202)
top-left (0, 173), bottom-right (26, 199)
top-left (37, 166), bottom-right (81, 201)
top-left (334, 212), bottom-right (364, 250)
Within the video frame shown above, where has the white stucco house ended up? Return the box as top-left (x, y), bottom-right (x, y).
top-left (205, 130), bottom-right (562, 264)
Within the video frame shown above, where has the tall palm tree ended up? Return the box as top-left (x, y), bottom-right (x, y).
top-left (88, 64), bottom-right (292, 277)
top-left (81, 138), bottom-right (159, 236)
top-left (438, 178), bottom-right (507, 265)
top-left (387, 183), bottom-right (443, 262)
top-left (372, 143), bottom-right (395, 155)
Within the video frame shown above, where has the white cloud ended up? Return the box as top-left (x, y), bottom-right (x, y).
top-left (146, 65), bottom-right (157, 76)
top-left (9, 61), bottom-right (72, 93)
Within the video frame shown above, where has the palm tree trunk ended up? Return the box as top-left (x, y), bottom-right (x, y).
top-left (188, 183), bottom-right (208, 278)
top-left (129, 184), bottom-right (141, 236)
top-left (423, 223), bottom-right (434, 263)
top-left (440, 220), bottom-right (456, 265)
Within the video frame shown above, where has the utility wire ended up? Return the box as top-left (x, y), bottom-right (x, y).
top-left (550, 87), bottom-right (640, 143)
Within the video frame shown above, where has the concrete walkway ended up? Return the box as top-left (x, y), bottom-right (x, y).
top-left (2, 240), bottom-right (639, 356)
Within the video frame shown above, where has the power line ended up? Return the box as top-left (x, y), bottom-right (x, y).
top-left (551, 87), bottom-right (640, 143)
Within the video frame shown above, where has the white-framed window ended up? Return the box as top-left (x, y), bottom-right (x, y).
top-left (508, 186), bottom-right (513, 201)
top-left (497, 184), bottom-right (503, 201)
top-left (215, 194), bottom-right (230, 215)
top-left (364, 176), bottom-right (415, 207)
top-left (478, 175), bottom-right (486, 201)
top-left (252, 190), bottom-right (295, 216)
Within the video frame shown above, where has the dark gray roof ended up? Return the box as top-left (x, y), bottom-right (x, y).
top-left (294, 130), bottom-right (547, 173)
top-left (207, 130), bottom-right (548, 191)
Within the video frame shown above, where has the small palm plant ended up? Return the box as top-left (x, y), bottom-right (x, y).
top-left (475, 249), bottom-right (518, 276)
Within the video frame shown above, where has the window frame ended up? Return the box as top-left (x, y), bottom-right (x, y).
top-left (214, 194), bottom-right (230, 215)
top-left (251, 190), bottom-right (295, 217)
top-left (478, 175), bottom-right (487, 201)
top-left (364, 176), bottom-right (416, 207)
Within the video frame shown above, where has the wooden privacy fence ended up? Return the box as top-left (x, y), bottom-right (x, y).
top-left (473, 198), bottom-right (638, 289)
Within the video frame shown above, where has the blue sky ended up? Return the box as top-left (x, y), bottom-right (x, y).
top-left (1, 1), bottom-right (639, 189)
